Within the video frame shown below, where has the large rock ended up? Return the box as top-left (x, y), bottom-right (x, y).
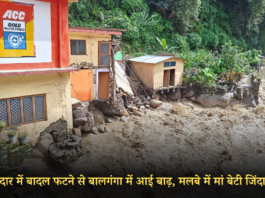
top-left (36, 139), bottom-right (53, 153)
top-left (93, 108), bottom-right (105, 126)
top-left (48, 135), bottom-right (83, 164)
top-left (243, 96), bottom-right (257, 108)
top-left (186, 88), bottom-right (196, 98)
top-left (157, 103), bottom-right (173, 112)
top-left (134, 111), bottom-right (144, 117)
top-left (72, 106), bottom-right (89, 119)
top-left (73, 117), bottom-right (87, 126)
top-left (196, 93), bottom-right (234, 108)
top-left (72, 128), bottom-right (81, 137)
top-left (104, 126), bottom-right (112, 133)
top-left (93, 94), bottom-right (129, 117)
top-left (98, 125), bottom-right (105, 133)
top-left (150, 99), bottom-right (163, 108)
top-left (30, 149), bottom-right (43, 158)
top-left (168, 89), bottom-right (181, 101)
top-left (120, 116), bottom-right (128, 123)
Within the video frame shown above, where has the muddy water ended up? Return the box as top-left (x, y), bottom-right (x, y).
top-left (70, 102), bottom-right (265, 178)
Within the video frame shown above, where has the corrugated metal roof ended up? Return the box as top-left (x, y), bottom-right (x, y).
top-left (129, 55), bottom-right (174, 64)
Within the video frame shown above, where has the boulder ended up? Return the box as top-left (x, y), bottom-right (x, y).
top-left (98, 125), bottom-right (105, 133)
top-left (157, 103), bottom-right (172, 112)
top-left (73, 117), bottom-right (87, 126)
top-left (82, 122), bottom-right (93, 132)
top-left (134, 111), bottom-right (144, 117)
top-left (139, 106), bottom-right (146, 111)
top-left (144, 99), bottom-right (150, 105)
top-left (132, 107), bottom-right (138, 112)
top-left (39, 133), bottom-right (53, 142)
top-left (229, 98), bottom-right (241, 107)
top-left (153, 93), bottom-right (161, 100)
top-left (168, 89), bottom-right (181, 101)
top-left (72, 106), bottom-right (89, 119)
top-left (104, 126), bottom-right (112, 133)
top-left (145, 105), bottom-right (150, 108)
top-left (106, 117), bottom-right (117, 123)
top-left (196, 93), bottom-right (234, 108)
top-left (186, 88), bottom-right (196, 98)
top-left (181, 100), bottom-right (194, 108)
top-left (30, 149), bottom-right (43, 158)
top-left (71, 98), bottom-right (82, 109)
top-left (243, 96), bottom-right (257, 108)
top-left (120, 116), bottom-right (128, 123)
top-left (90, 127), bottom-right (99, 134)
top-left (93, 108), bottom-right (105, 126)
top-left (236, 87), bottom-right (244, 100)
top-left (72, 128), bottom-right (81, 137)
top-left (150, 99), bottom-right (163, 108)
top-left (36, 139), bottom-right (53, 153)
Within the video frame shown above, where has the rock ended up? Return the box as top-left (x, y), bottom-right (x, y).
top-left (157, 103), bottom-right (173, 112)
top-left (196, 93), bottom-right (234, 108)
top-left (120, 116), bottom-right (128, 123)
top-left (168, 89), bottom-right (181, 101)
top-left (139, 106), bottom-right (146, 110)
top-left (173, 101), bottom-right (183, 106)
top-left (186, 88), bottom-right (196, 98)
top-left (132, 107), bottom-right (138, 113)
top-left (150, 99), bottom-right (163, 108)
top-left (236, 87), bottom-right (244, 100)
top-left (82, 122), bottom-right (93, 132)
top-left (73, 117), bottom-right (87, 126)
top-left (30, 149), bottom-right (43, 158)
top-left (39, 133), bottom-right (53, 142)
top-left (72, 128), bottom-right (81, 137)
top-left (98, 125), bottom-right (105, 133)
top-left (36, 139), bottom-right (53, 153)
top-left (190, 97), bottom-right (196, 101)
top-left (134, 111), bottom-right (144, 117)
top-left (93, 108), bottom-right (105, 126)
top-left (136, 100), bottom-right (144, 106)
top-left (72, 106), bottom-right (88, 119)
top-left (90, 127), bottom-right (98, 134)
top-left (71, 98), bottom-right (82, 109)
top-left (243, 96), bottom-right (257, 108)
top-left (153, 93), bottom-right (161, 100)
top-left (94, 94), bottom-right (129, 117)
top-left (48, 134), bottom-right (83, 164)
top-left (104, 126), bottom-right (112, 133)
top-left (229, 97), bottom-right (241, 107)
top-left (162, 94), bottom-right (168, 98)
top-left (106, 117), bottom-right (117, 123)
top-left (144, 99), bottom-right (150, 105)
top-left (100, 11), bottom-right (104, 21)
top-left (145, 105), bottom-right (150, 108)
top-left (126, 104), bottom-right (133, 109)
top-left (181, 100), bottom-right (194, 108)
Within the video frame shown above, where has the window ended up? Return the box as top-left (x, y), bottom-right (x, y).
top-left (70, 40), bottom-right (86, 55)
top-left (98, 41), bottom-right (111, 66)
top-left (164, 62), bottom-right (176, 67)
top-left (0, 94), bottom-right (47, 127)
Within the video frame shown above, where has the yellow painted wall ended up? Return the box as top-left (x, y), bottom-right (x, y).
top-left (69, 32), bottom-right (112, 66)
top-left (0, 73), bottom-right (73, 145)
top-left (153, 57), bottom-right (184, 89)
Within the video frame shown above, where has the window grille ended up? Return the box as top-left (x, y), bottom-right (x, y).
top-left (70, 40), bottom-right (86, 55)
top-left (0, 94), bottom-right (46, 127)
top-left (164, 62), bottom-right (176, 67)
top-left (98, 41), bottom-right (111, 66)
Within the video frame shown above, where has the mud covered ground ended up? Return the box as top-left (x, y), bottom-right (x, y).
top-left (11, 100), bottom-right (265, 198)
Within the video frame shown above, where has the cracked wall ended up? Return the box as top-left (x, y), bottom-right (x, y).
top-left (0, 72), bottom-right (73, 145)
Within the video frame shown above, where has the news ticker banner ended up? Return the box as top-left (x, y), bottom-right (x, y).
top-left (0, 0), bottom-right (52, 63)
top-left (1, 174), bottom-right (265, 188)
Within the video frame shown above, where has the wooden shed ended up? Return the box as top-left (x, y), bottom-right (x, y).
top-left (129, 55), bottom-right (185, 90)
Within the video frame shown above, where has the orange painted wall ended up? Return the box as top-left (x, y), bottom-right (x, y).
top-left (70, 70), bottom-right (93, 101)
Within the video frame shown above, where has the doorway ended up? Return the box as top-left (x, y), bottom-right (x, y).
top-left (169, 69), bottom-right (175, 86)
top-left (163, 69), bottom-right (175, 87)
top-left (97, 70), bottom-right (110, 100)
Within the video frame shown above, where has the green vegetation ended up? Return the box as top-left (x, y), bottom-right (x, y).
top-left (18, 132), bottom-right (28, 140)
top-left (69, 0), bottom-right (265, 87)
top-left (6, 130), bottom-right (16, 137)
top-left (0, 121), bottom-right (6, 131)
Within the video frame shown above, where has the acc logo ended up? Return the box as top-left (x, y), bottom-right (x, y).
top-left (8, 33), bottom-right (23, 48)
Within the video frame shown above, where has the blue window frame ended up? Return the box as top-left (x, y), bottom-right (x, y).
top-left (164, 62), bottom-right (176, 67)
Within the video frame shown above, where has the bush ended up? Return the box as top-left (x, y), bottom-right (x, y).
top-left (172, 34), bottom-right (189, 53)
top-left (201, 29), bottom-right (219, 49)
top-left (18, 132), bottom-right (28, 140)
top-left (7, 130), bottom-right (16, 137)
top-left (0, 121), bottom-right (6, 130)
top-left (121, 0), bottom-right (148, 14)
top-left (186, 33), bottom-right (202, 49)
